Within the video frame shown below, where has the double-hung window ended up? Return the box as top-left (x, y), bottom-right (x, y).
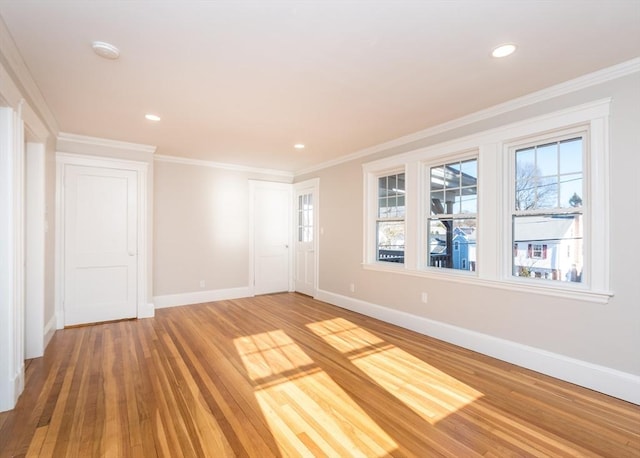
top-left (427, 157), bottom-right (478, 272)
top-left (376, 172), bottom-right (405, 263)
top-left (510, 132), bottom-right (585, 283)
top-left (363, 99), bottom-right (610, 302)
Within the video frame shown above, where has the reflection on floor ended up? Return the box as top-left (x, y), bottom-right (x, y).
top-left (1, 293), bottom-right (638, 457)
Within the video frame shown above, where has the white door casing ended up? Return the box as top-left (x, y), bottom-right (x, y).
top-left (250, 181), bottom-right (292, 295)
top-left (294, 179), bottom-right (319, 297)
top-left (0, 105), bottom-right (25, 412)
top-left (25, 142), bottom-right (46, 358)
top-left (57, 154), bottom-right (149, 327)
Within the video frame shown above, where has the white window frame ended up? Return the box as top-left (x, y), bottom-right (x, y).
top-left (364, 167), bottom-right (408, 267)
top-left (506, 127), bottom-right (587, 286)
top-left (424, 153), bottom-right (479, 274)
top-left (363, 99), bottom-right (612, 303)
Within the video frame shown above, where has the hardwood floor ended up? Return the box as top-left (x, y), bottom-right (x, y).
top-left (1, 293), bottom-right (638, 457)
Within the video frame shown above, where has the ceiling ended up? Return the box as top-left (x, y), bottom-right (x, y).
top-left (0, 1), bottom-right (638, 173)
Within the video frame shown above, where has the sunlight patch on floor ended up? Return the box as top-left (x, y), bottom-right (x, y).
top-left (234, 330), bottom-right (315, 381)
top-left (308, 318), bottom-right (484, 425)
top-left (306, 317), bottom-right (386, 353)
top-left (234, 330), bottom-right (398, 457)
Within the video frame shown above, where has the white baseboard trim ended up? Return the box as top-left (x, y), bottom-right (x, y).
top-left (0, 363), bottom-right (24, 413)
top-left (43, 313), bottom-right (56, 350)
top-left (15, 363), bottom-right (24, 404)
top-left (55, 310), bottom-right (64, 330)
top-left (138, 302), bottom-right (155, 319)
top-left (153, 286), bottom-right (252, 309)
top-left (315, 289), bottom-right (640, 405)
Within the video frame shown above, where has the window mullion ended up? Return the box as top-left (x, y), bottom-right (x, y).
top-left (587, 116), bottom-right (609, 292)
top-left (404, 162), bottom-right (418, 269)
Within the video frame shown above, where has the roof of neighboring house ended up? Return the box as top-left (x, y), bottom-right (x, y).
top-left (513, 214), bottom-right (578, 243)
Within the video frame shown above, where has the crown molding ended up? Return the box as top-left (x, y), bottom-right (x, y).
top-left (295, 57), bottom-right (640, 177)
top-left (154, 154), bottom-right (294, 179)
top-left (57, 132), bottom-right (157, 154)
top-left (0, 59), bottom-right (21, 108)
top-left (0, 15), bottom-right (59, 135)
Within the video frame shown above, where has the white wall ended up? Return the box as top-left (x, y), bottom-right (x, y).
top-left (153, 158), bottom-right (291, 307)
top-left (297, 70), bottom-right (640, 403)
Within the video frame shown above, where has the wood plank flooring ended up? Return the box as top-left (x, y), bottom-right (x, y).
top-left (1, 293), bottom-right (638, 457)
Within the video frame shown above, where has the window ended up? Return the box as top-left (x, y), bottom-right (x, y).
top-left (377, 172), bottom-right (405, 263)
top-left (528, 244), bottom-right (547, 259)
top-left (511, 135), bottom-right (584, 283)
top-left (427, 158), bottom-right (477, 272)
top-left (297, 193), bottom-right (313, 242)
top-left (363, 99), bottom-right (610, 302)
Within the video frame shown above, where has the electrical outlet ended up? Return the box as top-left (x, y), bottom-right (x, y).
top-left (349, 283), bottom-right (355, 293)
top-left (421, 292), bottom-right (428, 303)
top-left (200, 280), bottom-right (206, 288)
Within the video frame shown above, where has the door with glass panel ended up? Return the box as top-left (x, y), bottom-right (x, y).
top-left (294, 180), bottom-right (318, 296)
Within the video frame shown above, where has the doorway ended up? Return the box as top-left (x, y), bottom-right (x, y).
top-left (250, 181), bottom-right (292, 295)
top-left (294, 179), bottom-right (319, 297)
top-left (57, 154), bottom-right (148, 326)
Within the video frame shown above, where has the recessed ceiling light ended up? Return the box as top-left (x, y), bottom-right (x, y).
top-left (145, 114), bottom-right (161, 122)
top-left (492, 44), bottom-right (517, 58)
top-left (294, 143), bottom-right (305, 150)
top-left (91, 41), bottom-right (120, 60)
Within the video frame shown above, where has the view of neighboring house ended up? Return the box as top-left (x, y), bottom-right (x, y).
top-left (429, 226), bottom-right (477, 271)
top-left (512, 214), bottom-right (583, 282)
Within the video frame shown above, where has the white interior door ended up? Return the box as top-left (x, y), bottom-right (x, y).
top-left (294, 180), bottom-right (318, 296)
top-left (63, 164), bottom-right (138, 326)
top-left (252, 181), bottom-right (291, 295)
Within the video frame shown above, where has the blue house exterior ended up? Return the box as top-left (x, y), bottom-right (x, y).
top-left (452, 232), bottom-right (469, 270)
top-left (429, 226), bottom-right (476, 271)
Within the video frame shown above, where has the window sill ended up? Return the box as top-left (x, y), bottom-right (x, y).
top-left (362, 263), bottom-right (613, 304)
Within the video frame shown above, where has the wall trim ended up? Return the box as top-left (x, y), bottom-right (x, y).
top-left (295, 57), bottom-right (640, 177)
top-left (8, 364), bottom-right (24, 412)
top-left (25, 142), bottom-right (46, 360)
top-left (0, 105), bottom-right (26, 412)
top-left (155, 154), bottom-right (294, 179)
top-left (0, 18), bottom-right (59, 135)
top-left (43, 313), bottom-right (56, 350)
top-left (58, 132), bottom-right (156, 154)
top-left (153, 286), bottom-right (252, 309)
top-left (55, 310), bottom-right (64, 330)
top-left (138, 302), bottom-right (155, 319)
top-left (315, 289), bottom-right (640, 405)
